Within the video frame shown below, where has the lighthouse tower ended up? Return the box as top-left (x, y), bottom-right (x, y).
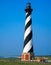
top-left (21, 3), bottom-right (34, 61)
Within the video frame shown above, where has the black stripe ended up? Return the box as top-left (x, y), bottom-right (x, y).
top-left (24, 31), bottom-right (32, 47)
top-left (28, 46), bottom-right (33, 52)
top-left (26, 12), bottom-right (31, 19)
top-left (25, 19), bottom-right (32, 31)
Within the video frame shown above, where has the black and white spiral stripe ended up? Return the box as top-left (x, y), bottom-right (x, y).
top-left (23, 12), bottom-right (33, 53)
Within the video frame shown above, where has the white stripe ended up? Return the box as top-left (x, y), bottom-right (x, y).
top-left (25, 15), bottom-right (31, 26)
top-left (26, 12), bottom-right (28, 15)
top-left (23, 39), bottom-right (32, 53)
top-left (24, 25), bottom-right (32, 40)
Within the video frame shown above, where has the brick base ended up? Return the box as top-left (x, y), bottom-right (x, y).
top-left (21, 53), bottom-right (33, 61)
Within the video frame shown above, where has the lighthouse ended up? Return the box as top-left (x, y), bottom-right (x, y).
top-left (21, 3), bottom-right (34, 61)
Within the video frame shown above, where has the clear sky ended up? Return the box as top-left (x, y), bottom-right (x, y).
top-left (0, 0), bottom-right (51, 57)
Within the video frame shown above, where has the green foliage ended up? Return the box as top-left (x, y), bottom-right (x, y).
top-left (0, 57), bottom-right (51, 65)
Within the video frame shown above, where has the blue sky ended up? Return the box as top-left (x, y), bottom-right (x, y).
top-left (0, 0), bottom-right (51, 57)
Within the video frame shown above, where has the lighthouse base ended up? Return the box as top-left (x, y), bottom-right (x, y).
top-left (21, 53), bottom-right (33, 61)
